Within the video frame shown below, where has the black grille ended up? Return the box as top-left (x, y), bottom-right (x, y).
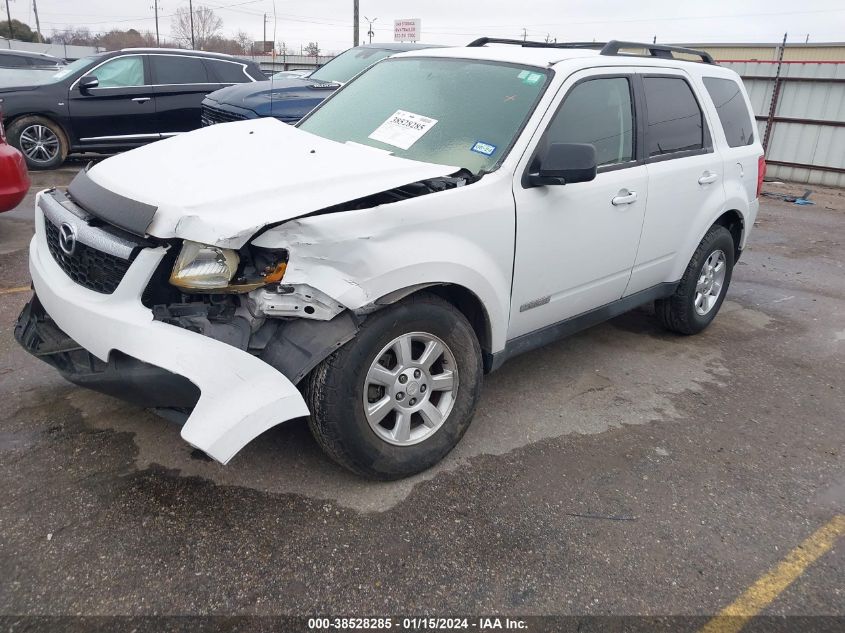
top-left (45, 220), bottom-right (134, 294)
top-left (201, 104), bottom-right (248, 126)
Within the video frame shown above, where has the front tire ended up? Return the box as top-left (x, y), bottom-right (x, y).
top-left (7, 116), bottom-right (69, 170)
top-left (305, 293), bottom-right (483, 480)
top-left (656, 225), bottom-right (735, 335)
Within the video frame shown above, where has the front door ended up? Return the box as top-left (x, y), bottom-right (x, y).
top-left (68, 54), bottom-right (158, 146)
top-left (509, 71), bottom-right (648, 339)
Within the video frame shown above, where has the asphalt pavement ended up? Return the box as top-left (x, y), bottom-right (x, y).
top-left (0, 168), bottom-right (842, 624)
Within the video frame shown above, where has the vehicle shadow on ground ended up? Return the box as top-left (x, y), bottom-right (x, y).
top-left (52, 299), bottom-right (778, 512)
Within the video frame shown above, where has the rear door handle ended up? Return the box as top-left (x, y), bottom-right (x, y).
top-left (698, 172), bottom-right (719, 185)
top-left (611, 190), bottom-right (638, 206)
top-left (132, 97), bottom-right (151, 103)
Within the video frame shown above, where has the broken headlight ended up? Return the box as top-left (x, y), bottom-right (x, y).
top-left (169, 241), bottom-right (288, 293)
top-left (169, 241), bottom-right (240, 290)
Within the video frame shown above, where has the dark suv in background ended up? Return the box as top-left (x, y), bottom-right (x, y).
top-left (0, 48), bottom-right (264, 169)
top-left (201, 42), bottom-right (440, 126)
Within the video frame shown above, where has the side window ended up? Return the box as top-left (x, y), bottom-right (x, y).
top-left (703, 77), bottom-right (755, 147)
top-left (90, 56), bottom-right (145, 88)
top-left (642, 77), bottom-right (704, 157)
top-left (151, 55), bottom-right (209, 84)
top-left (545, 77), bottom-right (634, 167)
top-left (2, 56), bottom-right (28, 68)
top-left (207, 60), bottom-right (249, 83)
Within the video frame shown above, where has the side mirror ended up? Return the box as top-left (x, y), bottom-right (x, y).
top-left (78, 75), bottom-right (99, 92)
top-left (528, 142), bottom-right (597, 186)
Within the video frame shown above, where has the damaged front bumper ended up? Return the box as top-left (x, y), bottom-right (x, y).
top-left (19, 192), bottom-right (309, 464)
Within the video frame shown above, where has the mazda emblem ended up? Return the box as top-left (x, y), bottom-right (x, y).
top-left (58, 222), bottom-right (77, 256)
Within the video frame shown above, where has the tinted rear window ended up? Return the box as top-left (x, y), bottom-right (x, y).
top-left (207, 60), bottom-right (249, 83)
top-left (151, 55), bottom-right (209, 84)
top-left (703, 77), bottom-right (755, 147)
top-left (643, 77), bottom-right (704, 157)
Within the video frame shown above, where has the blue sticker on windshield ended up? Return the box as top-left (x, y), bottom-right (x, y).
top-left (471, 141), bottom-right (497, 156)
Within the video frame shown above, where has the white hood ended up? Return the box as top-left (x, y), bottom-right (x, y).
top-left (85, 118), bottom-right (457, 248)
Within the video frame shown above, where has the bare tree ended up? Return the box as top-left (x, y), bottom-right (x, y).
top-left (204, 35), bottom-right (242, 55)
top-left (98, 28), bottom-right (157, 51)
top-left (50, 26), bottom-right (95, 46)
top-left (235, 30), bottom-right (253, 55)
top-left (171, 5), bottom-right (223, 50)
top-left (304, 41), bottom-right (321, 58)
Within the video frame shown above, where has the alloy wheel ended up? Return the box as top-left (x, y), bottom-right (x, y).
top-left (18, 124), bottom-right (60, 164)
top-left (694, 249), bottom-right (727, 316)
top-left (363, 332), bottom-right (458, 446)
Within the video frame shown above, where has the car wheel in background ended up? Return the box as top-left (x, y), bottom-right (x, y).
top-left (7, 116), bottom-right (68, 170)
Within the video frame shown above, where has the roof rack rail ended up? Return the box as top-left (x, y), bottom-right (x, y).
top-left (466, 37), bottom-right (715, 64)
top-left (600, 40), bottom-right (715, 64)
top-left (467, 37), bottom-right (604, 50)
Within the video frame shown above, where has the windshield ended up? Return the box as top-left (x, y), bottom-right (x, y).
top-left (308, 47), bottom-right (397, 84)
top-left (43, 56), bottom-right (98, 84)
top-left (299, 57), bottom-right (550, 174)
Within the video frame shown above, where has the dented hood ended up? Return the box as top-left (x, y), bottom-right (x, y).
top-left (82, 118), bottom-right (456, 248)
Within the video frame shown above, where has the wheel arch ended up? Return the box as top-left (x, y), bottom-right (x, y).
top-left (712, 209), bottom-right (745, 262)
top-left (374, 283), bottom-right (494, 359)
top-left (6, 112), bottom-right (71, 139)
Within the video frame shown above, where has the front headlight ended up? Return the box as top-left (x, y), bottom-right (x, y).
top-left (169, 241), bottom-right (240, 290)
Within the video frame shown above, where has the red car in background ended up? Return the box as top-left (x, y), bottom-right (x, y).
top-left (0, 112), bottom-right (29, 212)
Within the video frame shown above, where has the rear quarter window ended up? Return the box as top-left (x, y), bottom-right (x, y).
top-left (703, 77), bottom-right (755, 147)
top-left (207, 60), bottom-right (250, 83)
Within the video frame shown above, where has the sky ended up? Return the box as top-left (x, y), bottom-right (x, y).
top-left (8, 0), bottom-right (845, 55)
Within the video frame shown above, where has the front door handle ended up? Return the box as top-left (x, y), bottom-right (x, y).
top-left (132, 97), bottom-right (151, 103)
top-left (611, 190), bottom-right (638, 206)
top-left (698, 171), bottom-right (719, 185)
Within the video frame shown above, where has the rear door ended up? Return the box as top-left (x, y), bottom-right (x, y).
top-left (67, 54), bottom-right (158, 145)
top-left (150, 54), bottom-right (222, 135)
top-left (625, 72), bottom-right (726, 295)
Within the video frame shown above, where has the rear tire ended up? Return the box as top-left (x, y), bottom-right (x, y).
top-left (7, 116), bottom-right (68, 170)
top-left (656, 225), bottom-right (735, 335)
top-left (305, 293), bottom-right (483, 480)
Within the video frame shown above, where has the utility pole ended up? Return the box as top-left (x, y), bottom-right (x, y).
top-left (189, 0), bottom-right (195, 49)
top-left (263, 13), bottom-right (267, 52)
top-left (32, 0), bottom-right (43, 42)
top-left (4, 0), bottom-right (13, 40)
top-left (364, 16), bottom-right (377, 44)
top-left (521, 27), bottom-right (527, 42)
top-left (353, 0), bottom-right (359, 47)
top-left (152, 0), bottom-right (160, 46)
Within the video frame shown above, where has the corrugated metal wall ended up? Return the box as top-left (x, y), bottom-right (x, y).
top-left (688, 43), bottom-right (845, 62)
top-left (721, 61), bottom-right (845, 187)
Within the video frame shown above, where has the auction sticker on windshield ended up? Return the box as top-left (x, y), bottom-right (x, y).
top-left (368, 110), bottom-right (438, 150)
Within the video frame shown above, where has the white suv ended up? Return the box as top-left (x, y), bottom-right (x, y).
top-left (16, 39), bottom-right (764, 479)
